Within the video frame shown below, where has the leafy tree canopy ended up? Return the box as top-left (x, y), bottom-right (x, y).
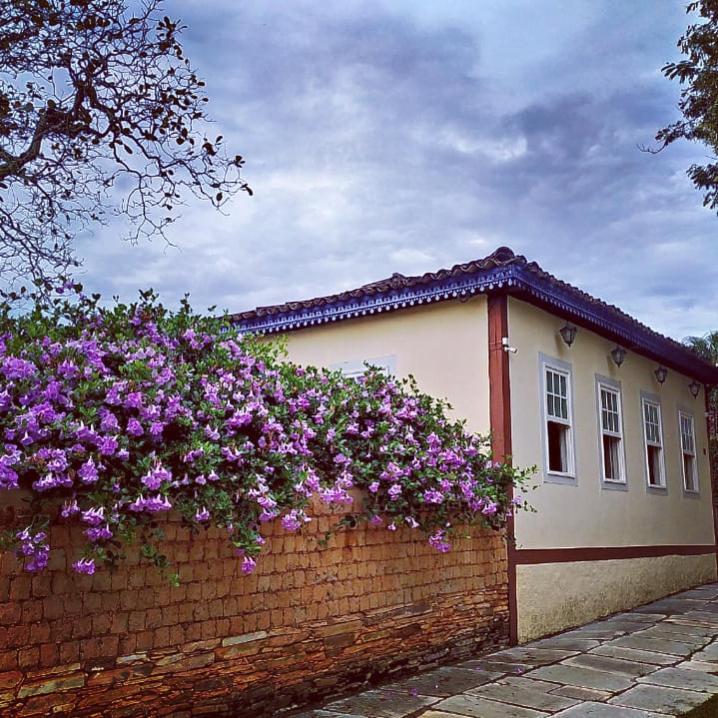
top-left (0, 0), bottom-right (251, 285)
top-left (656, 0), bottom-right (718, 212)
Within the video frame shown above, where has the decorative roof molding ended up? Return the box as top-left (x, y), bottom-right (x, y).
top-left (233, 247), bottom-right (718, 384)
top-left (235, 264), bottom-right (517, 335)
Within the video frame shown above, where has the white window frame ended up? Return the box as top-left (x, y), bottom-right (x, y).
top-left (595, 376), bottom-right (627, 487)
top-left (641, 393), bottom-right (666, 491)
top-left (678, 410), bottom-right (699, 494)
top-left (539, 354), bottom-right (576, 483)
top-left (331, 355), bottom-right (396, 379)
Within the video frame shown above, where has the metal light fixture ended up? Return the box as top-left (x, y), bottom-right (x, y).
top-left (689, 380), bottom-right (701, 399)
top-left (610, 346), bottom-right (627, 367)
top-left (654, 366), bottom-right (668, 385)
top-left (559, 322), bottom-right (577, 347)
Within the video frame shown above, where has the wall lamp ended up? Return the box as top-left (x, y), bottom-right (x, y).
top-left (610, 346), bottom-right (627, 367)
top-left (689, 380), bottom-right (701, 399)
top-left (654, 366), bottom-right (668, 385)
top-left (559, 322), bottom-right (577, 347)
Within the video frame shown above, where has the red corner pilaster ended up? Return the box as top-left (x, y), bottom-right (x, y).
top-left (487, 294), bottom-right (517, 645)
top-left (705, 385), bottom-right (718, 574)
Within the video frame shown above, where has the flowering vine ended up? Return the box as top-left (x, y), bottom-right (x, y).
top-left (0, 283), bottom-right (533, 580)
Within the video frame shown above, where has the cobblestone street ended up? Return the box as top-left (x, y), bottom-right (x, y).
top-left (296, 583), bottom-right (718, 718)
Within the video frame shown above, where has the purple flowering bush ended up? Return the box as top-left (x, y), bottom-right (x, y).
top-left (0, 284), bottom-right (533, 581)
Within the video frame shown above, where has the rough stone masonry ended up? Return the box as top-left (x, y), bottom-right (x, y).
top-left (0, 499), bottom-right (508, 716)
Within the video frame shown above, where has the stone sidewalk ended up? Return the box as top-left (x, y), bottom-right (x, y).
top-left (295, 583), bottom-right (718, 718)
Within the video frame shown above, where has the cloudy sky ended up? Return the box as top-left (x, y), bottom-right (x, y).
top-left (78, 0), bottom-right (717, 341)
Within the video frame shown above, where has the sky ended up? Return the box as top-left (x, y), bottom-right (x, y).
top-left (77, 0), bottom-right (718, 341)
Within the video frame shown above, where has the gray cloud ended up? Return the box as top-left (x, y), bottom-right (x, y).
top-left (75, 0), bottom-right (717, 342)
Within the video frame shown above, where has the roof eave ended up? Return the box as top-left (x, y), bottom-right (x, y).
top-left (234, 263), bottom-right (718, 385)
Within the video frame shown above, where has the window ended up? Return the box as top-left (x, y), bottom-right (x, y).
top-left (642, 398), bottom-right (665, 488)
top-left (679, 411), bottom-right (699, 493)
top-left (331, 356), bottom-right (396, 379)
top-left (543, 364), bottom-right (574, 476)
top-left (597, 380), bottom-right (625, 483)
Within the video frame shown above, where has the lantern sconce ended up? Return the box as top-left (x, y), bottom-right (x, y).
top-left (689, 380), bottom-right (701, 399)
top-left (559, 322), bottom-right (578, 347)
top-left (610, 346), bottom-right (627, 367)
top-left (654, 366), bottom-right (668, 385)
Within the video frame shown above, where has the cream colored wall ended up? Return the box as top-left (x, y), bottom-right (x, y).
top-left (508, 296), bottom-right (715, 549)
top-left (517, 554), bottom-right (716, 642)
top-left (275, 297), bottom-right (491, 435)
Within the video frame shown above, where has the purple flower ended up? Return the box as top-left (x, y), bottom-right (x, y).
top-left (428, 529), bottom-right (451, 553)
top-left (423, 489), bottom-right (444, 505)
top-left (81, 506), bottom-right (105, 526)
top-left (85, 524), bottom-right (113, 542)
top-left (141, 463), bottom-right (171, 491)
top-left (241, 555), bottom-right (256, 575)
top-left (61, 499), bottom-right (80, 518)
top-left (126, 418), bottom-right (144, 437)
top-left (98, 436), bottom-right (118, 456)
top-left (388, 484), bottom-right (402, 500)
top-left (194, 507), bottom-right (211, 522)
top-left (368, 481), bottom-right (380, 493)
top-left (72, 558), bottom-right (96, 575)
top-left (78, 458), bottom-right (99, 484)
top-left (128, 494), bottom-right (172, 513)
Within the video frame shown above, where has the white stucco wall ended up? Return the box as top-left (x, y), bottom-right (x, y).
top-left (517, 554), bottom-right (716, 642)
top-left (508, 296), bottom-right (716, 641)
top-left (508, 296), bottom-right (715, 550)
top-left (275, 297), bottom-right (491, 435)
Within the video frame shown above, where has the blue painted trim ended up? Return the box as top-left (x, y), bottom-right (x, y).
top-left (235, 262), bottom-right (718, 383)
top-left (235, 264), bottom-right (518, 334)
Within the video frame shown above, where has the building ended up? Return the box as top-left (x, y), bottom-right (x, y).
top-left (236, 246), bottom-right (718, 644)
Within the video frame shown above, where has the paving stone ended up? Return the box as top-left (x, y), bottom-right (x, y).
top-left (384, 667), bottom-right (501, 697)
top-left (609, 635), bottom-right (696, 656)
top-left (564, 654), bottom-right (657, 678)
top-left (675, 659), bottom-right (718, 673)
top-left (637, 626), bottom-right (710, 647)
top-left (469, 679), bottom-right (578, 712)
top-left (651, 621), bottom-right (716, 638)
top-left (550, 685), bottom-right (613, 701)
top-left (291, 712), bottom-right (365, 718)
top-left (638, 666), bottom-right (718, 692)
top-left (525, 664), bottom-right (634, 692)
top-left (678, 588), bottom-right (718, 600)
top-left (633, 599), bottom-right (705, 615)
top-left (418, 713), bottom-right (469, 718)
top-left (323, 689), bottom-right (438, 718)
top-left (502, 676), bottom-right (566, 692)
top-left (491, 647), bottom-right (578, 666)
top-left (680, 611), bottom-right (718, 627)
top-left (460, 659), bottom-right (532, 675)
top-left (531, 638), bottom-right (601, 652)
top-left (621, 613), bottom-right (667, 623)
top-left (691, 649), bottom-right (718, 664)
top-left (432, 694), bottom-right (549, 718)
top-left (570, 628), bottom-right (630, 640)
top-left (589, 645), bottom-right (677, 666)
top-left (609, 684), bottom-right (708, 714)
top-left (551, 702), bottom-right (666, 717)
top-left (694, 641), bottom-right (718, 658)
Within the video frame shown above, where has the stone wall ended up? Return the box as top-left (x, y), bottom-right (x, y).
top-left (0, 500), bottom-right (508, 717)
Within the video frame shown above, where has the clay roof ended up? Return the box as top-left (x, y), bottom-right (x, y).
top-left (232, 247), bottom-right (718, 384)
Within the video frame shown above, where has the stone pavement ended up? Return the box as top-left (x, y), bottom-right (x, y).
top-left (294, 583), bottom-right (718, 718)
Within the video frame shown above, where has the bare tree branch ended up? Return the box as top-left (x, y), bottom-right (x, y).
top-left (0, 0), bottom-right (252, 285)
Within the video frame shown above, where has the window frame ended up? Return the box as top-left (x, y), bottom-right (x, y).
top-left (594, 375), bottom-right (627, 489)
top-left (678, 409), bottom-right (700, 495)
top-left (640, 392), bottom-right (666, 492)
top-left (539, 354), bottom-right (577, 484)
top-left (330, 355), bottom-right (397, 379)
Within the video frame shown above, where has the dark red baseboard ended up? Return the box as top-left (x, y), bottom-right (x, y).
top-left (513, 544), bottom-right (717, 565)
